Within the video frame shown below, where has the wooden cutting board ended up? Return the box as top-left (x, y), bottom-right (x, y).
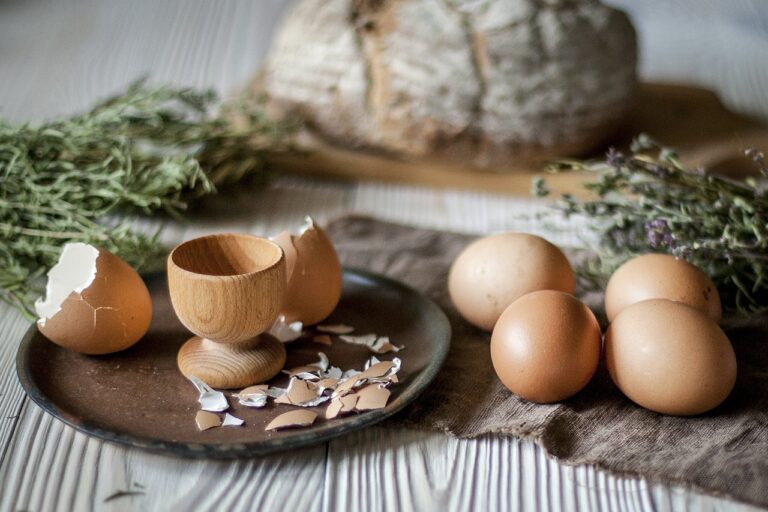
top-left (270, 83), bottom-right (768, 197)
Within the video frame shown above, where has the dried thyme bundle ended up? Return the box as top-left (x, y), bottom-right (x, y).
top-left (535, 135), bottom-right (768, 315)
top-left (0, 80), bottom-right (295, 318)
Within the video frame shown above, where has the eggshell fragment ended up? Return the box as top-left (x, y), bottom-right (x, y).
top-left (238, 394), bottom-right (268, 408)
top-left (195, 411), bottom-right (221, 431)
top-left (268, 315), bottom-right (304, 342)
top-left (338, 334), bottom-right (402, 354)
top-left (359, 361), bottom-right (396, 379)
top-left (326, 394), bottom-right (359, 419)
top-left (284, 378), bottom-right (320, 404)
top-left (222, 413), bottom-right (244, 427)
top-left (332, 375), bottom-right (364, 397)
top-left (605, 253), bottom-right (721, 322)
top-left (605, 299), bottom-right (736, 415)
top-left (316, 378), bottom-right (339, 390)
top-left (281, 378), bottom-right (330, 406)
top-left (448, 233), bottom-right (575, 331)
top-left (313, 334), bottom-right (333, 346)
top-left (355, 384), bottom-right (390, 410)
top-left (272, 217), bottom-right (342, 325)
top-left (187, 375), bottom-right (229, 412)
top-left (35, 243), bottom-right (152, 354)
top-left (238, 384), bottom-right (269, 395)
top-left (265, 410), bottom-right (318, 431)
top-left (317, 323), bottom-right (354, 334)
top-left (491, 290), bottom-right (601, 403)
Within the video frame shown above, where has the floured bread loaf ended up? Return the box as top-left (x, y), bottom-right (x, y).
top-left (259, 0), bottom-right (637, 168)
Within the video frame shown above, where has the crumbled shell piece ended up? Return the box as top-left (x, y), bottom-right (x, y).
top-left (266, 410), bottom-right (318, 431)
top-left (326, 394), bottom-right (359, 419)
top-left (359, 361), bottom-right (396, 379)
top-left (268, 315), bottom-right (304, 342)
top-left (237, 384), bottom-right (269, 397)
top-left (238, 394), bottom-right (268, 408)
top-left (333, 376), bottom-right (364, 397)
top-left (222, 413), bottom-right (244, 427)
top-left (368, 374), bottom-right (399, 386)
top-left (283, 352), bottom-right (330, 379)
top-left (355, 384), bottom-right (391, 411)
top-left (274, 394), bottom-right (292, 405)
top-left (236, 384), bottom-right (284, 407)
top-left (195, 411), bottom-right (221, 431)
top-left (285, 378), bottom-right (320, 404)
top-left (313, 334), bottom-right (333, 346)
top-left (326, 399), bottom-right (344, 420)
top-left (316, 378), bottom-right (339, 390)
top-left (316, 323), bottom-right (355, 334)
top-left (339, 393), bottom-right (358, 412)
top-left (339, 334), bottom-right (403, 354)
top-left (322, 366), bottom-right (343, 380)
top-left (284, 366), bottom-right (322, 378)
top-left (187, 375), bottom-right (229, 412)
top-left (314, 352), bottom-right (330, 371)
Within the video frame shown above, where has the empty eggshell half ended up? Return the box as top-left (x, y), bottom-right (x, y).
top-left (449, 232), bottom-right (575, 331)
top-left (272, 216), bottom-right (342, 325)
top-left (605, 253), bottom-right (721, 322)
top-left (35, 243), bottom-right (152, 355)
top-left (605, 299), bottom-right (736, 416)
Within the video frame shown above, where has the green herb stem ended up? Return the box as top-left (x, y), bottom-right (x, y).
top-left (0, 79), bottom-right (295, 319)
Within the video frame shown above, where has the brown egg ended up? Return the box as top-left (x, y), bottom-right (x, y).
top-left (35, 243), bottom-right (152, 355)
top-left (605, 253), bottom-right (721, 322)
top-left (448, 232), bottom-right (575, 331)
top-left (605, 299), bottom-right (736, 415)
top-left (272, 216), bottom-right (342, 325)
top-left (490, 290), bottom-right (601, 403)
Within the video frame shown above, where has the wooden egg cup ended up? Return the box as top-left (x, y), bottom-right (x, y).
top-left (167, 233), bottom-right (287, 389)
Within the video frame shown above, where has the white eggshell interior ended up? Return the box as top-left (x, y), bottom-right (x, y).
top-left (34, 243), bottom-right (100, 326)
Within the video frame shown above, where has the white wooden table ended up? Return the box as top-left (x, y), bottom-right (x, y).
top-left (1, 2), bottom-right (766, 510)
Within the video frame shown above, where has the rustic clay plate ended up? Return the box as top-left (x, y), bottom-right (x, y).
top-left (16, 268), bottom-right (450, 459)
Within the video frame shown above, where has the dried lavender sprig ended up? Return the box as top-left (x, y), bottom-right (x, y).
top-left (537, 135), bottom-right (768, 316)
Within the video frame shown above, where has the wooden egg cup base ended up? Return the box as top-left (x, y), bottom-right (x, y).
top-left (177, 334), bottom-right (286, 389)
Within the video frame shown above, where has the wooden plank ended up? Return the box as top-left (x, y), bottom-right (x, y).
top-left (0, 403), bottom-right (327, 512)
top-left (0, 1), bottom-right (767, 511)
top-left (323, 427), bottom-right (762, 512)
top-left (0, 305), bottom-right (32, 466)
top-left (271, 83), bottom-right (768, 197)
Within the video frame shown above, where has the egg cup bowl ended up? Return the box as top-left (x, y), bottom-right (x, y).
top-left (167, 233), bottom-right (287, 389)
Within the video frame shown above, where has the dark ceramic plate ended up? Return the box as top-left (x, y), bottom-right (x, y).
top-left (16, 268), bottom-right (450, 459)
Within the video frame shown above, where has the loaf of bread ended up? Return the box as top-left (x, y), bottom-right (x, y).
top-left (259, 0), bottom-right (637, 168)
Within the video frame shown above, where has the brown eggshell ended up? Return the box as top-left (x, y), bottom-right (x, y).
top-left (605, 253), bottom-right (721, 322)
top-left (449, 232), bottom-right (575, 331)
top-left (38, 248), bottom-right (152, 355)
top-left (605, 299), bottom-right (736, 416)
top-left (273, 218), bottom-right (342, 325)
top-left (490, 290), bottom-right (601, 403)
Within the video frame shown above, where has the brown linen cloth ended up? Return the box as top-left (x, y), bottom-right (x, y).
top-left (326, 215), bottom-right (768, 508)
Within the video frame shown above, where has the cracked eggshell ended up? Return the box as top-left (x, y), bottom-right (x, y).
top-left (36, 244), bottom-right (152, 355)
top-left (449, 232), bottom-right (575, 332)
top-left (272, 217), bottom-right (342, 325)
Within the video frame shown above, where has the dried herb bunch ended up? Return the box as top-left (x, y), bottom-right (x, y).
top-left (0, 80), bottom-right (295, 319)
top-left (535, 135), bottom-right (768, 316)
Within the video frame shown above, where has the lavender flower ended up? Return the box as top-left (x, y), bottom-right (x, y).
top-left (644, 218), bottom-right (674, 248)
top-left (537, 135), bottom-right (768, 315)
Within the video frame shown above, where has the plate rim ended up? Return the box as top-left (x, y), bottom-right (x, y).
top-left (15, 267), bottom-right (451, 459)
